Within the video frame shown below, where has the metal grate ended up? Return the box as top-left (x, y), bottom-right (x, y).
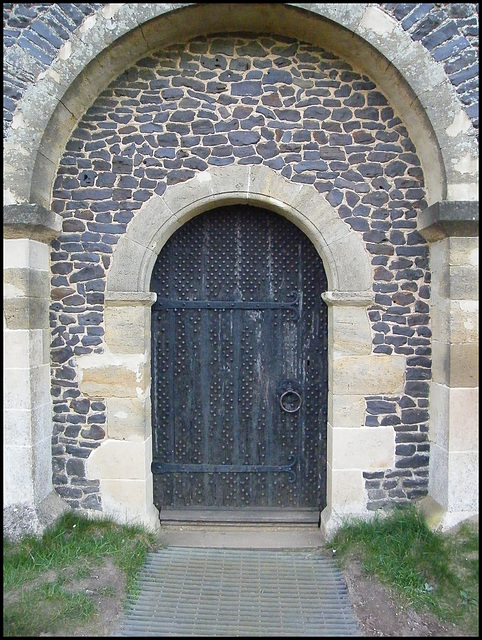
top-left (117, 547), bottom-right (360, 636)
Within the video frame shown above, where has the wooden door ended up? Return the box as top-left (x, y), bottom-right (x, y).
top-left (151, 205), bottom-right (328, 520)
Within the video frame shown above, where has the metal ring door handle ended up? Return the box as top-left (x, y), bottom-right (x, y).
top-left (279, 389), bottom-right (302, 413)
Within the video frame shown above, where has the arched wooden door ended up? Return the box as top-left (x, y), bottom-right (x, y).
top-left (151, 205), bottom-right (328, 522)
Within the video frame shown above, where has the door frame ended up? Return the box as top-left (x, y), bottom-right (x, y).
top-left (83, 164), bottom-right (405, 537)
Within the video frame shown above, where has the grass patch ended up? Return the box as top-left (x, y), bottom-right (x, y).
top-left (3, 512), bottom-right (161, 637)
top-left (329, 505), bottom-right (479, 635)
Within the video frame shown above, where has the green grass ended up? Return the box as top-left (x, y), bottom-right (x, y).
top-left (3, 512), bottom-right (161, 637)
top-left (328, 505), bottom-right (479, 635)
top-left (4, 506), bottom-right (478, 636)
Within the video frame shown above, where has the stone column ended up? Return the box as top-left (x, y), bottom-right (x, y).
top-left (320, 291), bottom-right (405, 538)
top-left (80, 292), bottom-right (160, 532)
top-left (418, 201), bottom-right (479, 530)
top-left (3, 204), bottom-right (69, 540)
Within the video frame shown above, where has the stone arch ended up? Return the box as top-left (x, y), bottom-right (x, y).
top-left (105, 164), bottom-right (372, 295)
top-left (4, 3), bottom-right (478, 209)
top-left (4, 3), bottom-right (478, 539)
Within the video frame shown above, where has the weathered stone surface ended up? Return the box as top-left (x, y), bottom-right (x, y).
top-left (77, 354), bottom-right (147, 398)
top-left (419, 201), bottom-right (479, 241)
top-left (85, 438), bottom-right (151, 480)
top-left (330, 425), bottom-right (395, 470)
top-left (3, 297), bottom-right (50, 329)
top-left (106, 397), bottom-right (150, 441)
top-left (104, 303), bottom-right (151, 354)
top-left (3, 204), bottom-right (62, 241)
top-left (331, 354), bottom-right (405, 395)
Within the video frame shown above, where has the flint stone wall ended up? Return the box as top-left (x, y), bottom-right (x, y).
top-left (48, 34), bottom-right (434, 512)
top-left (3, 3), bottom-right (479, 135)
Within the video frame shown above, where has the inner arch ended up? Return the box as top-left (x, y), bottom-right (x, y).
top-left (105, 165), bottom-right (373, 297)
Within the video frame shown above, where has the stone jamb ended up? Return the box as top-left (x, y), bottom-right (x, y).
top-left (3, 203), bottom-right (69, 541)
top-left (418, 201), bottom-right (479, 530)
top-left (78, 291), bottom-right (159, 530)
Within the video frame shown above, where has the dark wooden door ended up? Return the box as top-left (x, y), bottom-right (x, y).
top-left (151, 205), bottom-right (328, 518)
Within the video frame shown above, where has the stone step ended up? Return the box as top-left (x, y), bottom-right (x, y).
top-left (159, 523), bottom-right (326, 549)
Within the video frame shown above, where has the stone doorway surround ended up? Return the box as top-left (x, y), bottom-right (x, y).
top-left (79, 164), bottom-right (404, 536)
top-left (3, 3), bottom-right (478, 539)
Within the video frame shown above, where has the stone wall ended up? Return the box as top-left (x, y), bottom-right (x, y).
top-left (47, 34), bottom-right (432, 511)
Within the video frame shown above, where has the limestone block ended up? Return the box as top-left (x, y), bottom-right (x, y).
top-left (3, 238), bottom-right (49, 270)
top-left (4, 364), bottom-right (50, 411)
top-left (450, 300), bottom-right (478, 344)
top-left (118, 2), bottom-right (173, 31)
top-left (429, 297), bottom-right (450, 343)
top-left (448, 342), bottom-right (479, 387)
top-left (449, 237), bottom-right (479, 267)
top-left (4, 408), bottom-right (32, 447)
top-left (326, 233), bottom-right (372, 291)
top-left (427, 382), bottom-right (449, 446)
top-left (105, 304), bottom-right (151, 354)
top-left (448, 388), bottom-right (479, 452)
top-left (314, 2), bottom-right (367, 31)
top-left (450, 266), bottom-right (479, 300)
top-left (3, 297), bottom-right (50, 330)
top-left (3, 329), bottom-right (45, 368)
top-left (3, 268), bottom-right (49, 299)
top-left (428, 442), bottom-right (449, 509)
top-left (85, 437), bottom-right (152, 480)
top-left (329, 468), bottom-right (366, 512)
top-left (282, 182), bottom-right (319, 222)
top-left (331, 354), bottom-right (405, 395)
top-left (77, 353), bottom-right (147, 398)
top-left (330, 306), bottom-right (372, 356)
top-left (248, 164), bottom-right (286, 202)
top-left (329, 394), bottom-right (366, 427)
top-left (358, 5), bottom-right (398, 39)
top-left (447, 451), bottom-right (479, 512)
top-left (4, 444), bottom-right (34, 504)
top-left (432, 342), bottom-right (478, 387)
top-left (32, 435), bottom-right (54, 504)
top-left (429, 238), bottom-right (450, 299)
top-left (106, 397), bottom-right (150, 441)
top-left (447, 182), bottom-right (480, 202)
top-left (107, 235), bottom-right (155, 292)
top-left (125, 195), bottom-right (176, 251)
top-left (31, 106), bottom-right (79, 207)
top-left (85, 21), bottom-right (149, 85)
top-left (330, 425), bottom-right (395, 471)
top-left (426, 382), bottom-right (478, 451)
top-left (4, 404), bottom-right (52, 448)
top-left (163, 165), bottom-right (250, 216)
top-left (98, 478), bottom-right (160, 531)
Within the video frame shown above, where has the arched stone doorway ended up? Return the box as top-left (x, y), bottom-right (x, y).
top-left (4, 4), bottom-right (478, 539)
top-left (80, 164), bottom-right (405, 535)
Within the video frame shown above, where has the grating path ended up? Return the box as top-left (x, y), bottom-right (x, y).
top-left (117, 547), bottom-right (360, 636)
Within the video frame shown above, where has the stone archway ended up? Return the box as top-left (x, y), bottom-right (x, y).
top-left (79, 165), bottom-right (405, 533)
top-left (4, 4), bottom-right (478, 539)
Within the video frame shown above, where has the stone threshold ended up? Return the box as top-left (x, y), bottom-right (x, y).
top-left (159, 523), bottom-right (325, 549)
